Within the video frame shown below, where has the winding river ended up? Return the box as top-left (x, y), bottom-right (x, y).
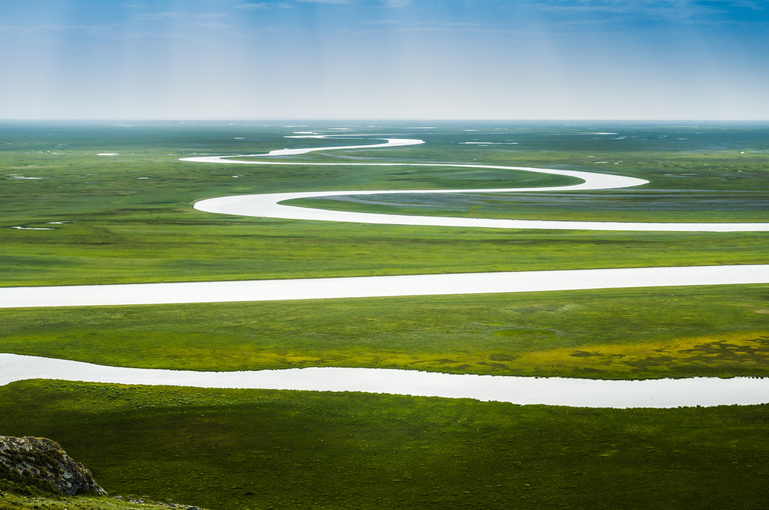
top-left (3, 135), bottom-right (768, 408)
top-left (188, 137), bottom-right (769, 232)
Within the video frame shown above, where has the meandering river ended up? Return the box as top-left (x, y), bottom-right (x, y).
top-left (4, 135), bottom-right (768, 407)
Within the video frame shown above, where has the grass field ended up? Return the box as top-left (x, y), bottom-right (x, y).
top-left (4, 381), bottom-right (769, 510)
top-left (2, 285), bottom-right (769, 380)
top-left (289, 189), bottom-right (769, 223)
top-left (2, 123), bottom-right (768, 286)
top-left (2, 121), bottom-right (768, 508)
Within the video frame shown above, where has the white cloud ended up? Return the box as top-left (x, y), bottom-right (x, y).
top-left (236, 2), bottom-right (290, 9)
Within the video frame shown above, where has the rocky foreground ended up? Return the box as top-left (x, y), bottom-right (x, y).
top-left (1, 435), bottom-right (206, 510)
top-left (0, 435), bottom-right (106, 496)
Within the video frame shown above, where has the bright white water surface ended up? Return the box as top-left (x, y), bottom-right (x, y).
top-left (2, 354), bottom-right (768, 409)
top-left (2, 265), bottom-right (768, 308)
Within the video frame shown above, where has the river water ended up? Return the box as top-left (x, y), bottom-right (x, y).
top-left (2, 353), bottom-right (767, 409)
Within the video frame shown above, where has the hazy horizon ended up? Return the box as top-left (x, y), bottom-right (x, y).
top-left (2, 0), bottom-right (768, 121)
top-left (4, 119), bottom-right (769, 124)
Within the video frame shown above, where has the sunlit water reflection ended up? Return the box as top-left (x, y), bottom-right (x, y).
top-left (2, 354), bottom-right (767, 409)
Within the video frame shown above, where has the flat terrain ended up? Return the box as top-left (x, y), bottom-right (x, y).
top-left (3, 285), bottom-right (769, 380)
top-left (4, 381), bottom-right (769, 510)
top-left (1, 121), bottom-right (768, 508)
top-left (2, 123), bottom-right (768, 286)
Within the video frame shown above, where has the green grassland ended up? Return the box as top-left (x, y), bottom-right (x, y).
top-left (0, 490), bottom-right (205, 510)
top-left (288, 189), bottom-right (769, 223)
top-left (2, 121), bottom-right (769, 508)
top-left (2, 122), bottom-right (767, 286)
top-left (4, 220), bottom-right (767, 287)
top-left (0, 493), bottom-right (204, 510)
top-left (2, 285), bottom-right (768, 380)
top-left (4, 382), bottom-right (769, 510)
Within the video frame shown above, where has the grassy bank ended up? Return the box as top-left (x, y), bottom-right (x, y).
top-left (3, 381), bottom-right (769, 510)
top-left (2, 285), bottom-right (768, 380)
top-left (289, 189), bottom-right (769, 223)
top-left (0, 492), bottom-right (206, 510)
top-left (4, 217), bottom-right (767, 287)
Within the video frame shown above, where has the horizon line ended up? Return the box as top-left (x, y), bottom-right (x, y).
top-left (2, 118), bottom-right (769, 124)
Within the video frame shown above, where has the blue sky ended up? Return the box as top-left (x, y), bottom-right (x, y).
top-left (1, 0), bottom-right (767, 120)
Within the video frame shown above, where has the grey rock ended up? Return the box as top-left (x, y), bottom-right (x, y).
top-left (0, 435), bottom-right (107, 496)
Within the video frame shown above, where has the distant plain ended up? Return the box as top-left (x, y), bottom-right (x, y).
top-left (1, 121), bottom-right (768, 509)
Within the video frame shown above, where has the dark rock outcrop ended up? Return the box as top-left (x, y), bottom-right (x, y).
top-left (0, 435), bottom-right (107, 496)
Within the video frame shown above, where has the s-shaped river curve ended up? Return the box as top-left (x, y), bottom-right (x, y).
top-left (3, 136), bottom-right (769, 408)
top-left (186, 136), bottom-right (769, 232)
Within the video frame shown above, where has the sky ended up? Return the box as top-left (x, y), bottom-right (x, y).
top-left (1, 0), bottom-right (768, 120)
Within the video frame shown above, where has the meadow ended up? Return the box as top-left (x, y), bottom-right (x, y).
top-left (4, 381), bottom-right (769, 510)
top-left (3, 123), bottom-right (768, 287)
top-left (1, 121), bottom-right (768, 508)
top-left (2, 285), bottom-right (769, 380)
